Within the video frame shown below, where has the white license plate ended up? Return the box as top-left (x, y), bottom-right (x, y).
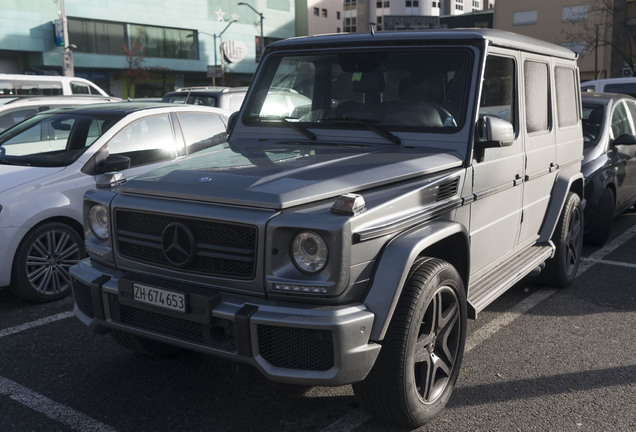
top-left (133, 283), bottom-right (186, 313)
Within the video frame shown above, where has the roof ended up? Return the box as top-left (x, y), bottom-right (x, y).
top-left (267, 29), bottom-right (577, 60)
top-left (40, 101), bottom-right (231, 118)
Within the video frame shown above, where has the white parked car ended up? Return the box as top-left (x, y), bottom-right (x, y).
top-left (0, 95), bottom-right (120, 133)
top-left (0, 102), bottom-right (230, 301)
top-left (0, 73), bottom-right (109, 97)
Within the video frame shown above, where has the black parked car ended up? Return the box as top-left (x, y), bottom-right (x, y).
top-left (582, 92), bottom-right (636, 245)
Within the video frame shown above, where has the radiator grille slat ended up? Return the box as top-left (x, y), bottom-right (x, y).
top-left (115, 210), bottom-right (257, 279)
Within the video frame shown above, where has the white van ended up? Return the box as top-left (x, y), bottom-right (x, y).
top-left (0, 74), bottom-right (108, 97)
top-left (581, 77), bottom-right (636, 97)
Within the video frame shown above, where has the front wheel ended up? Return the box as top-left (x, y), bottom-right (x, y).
top-left (353, 258), bottom-right (467, 428)
top-left (540, 191), bottom-right (583, 287)
top-left (11, 222), bottom-right (85, 302)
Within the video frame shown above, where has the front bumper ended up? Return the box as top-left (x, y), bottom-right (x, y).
top-left (70, 259), bottom-right (380, 386)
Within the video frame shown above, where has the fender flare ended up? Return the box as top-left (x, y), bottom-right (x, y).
top-left (539, 172), bottom-right (584, 243)
top-left (364, 219), bottom-right (469, 341)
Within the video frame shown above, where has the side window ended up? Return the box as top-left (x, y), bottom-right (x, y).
top-left (70, 81), bottom-right (90, 95)
top-left (610, 102), bottom-right (633, 139)
top-left (625, 99), bottom-right (636, 132)
top-left (480, 56), bottom-right (516, 126)
top-left (524, 61), bottom-right (550, 133)
top-left (176, 112), bottom-right (228, 154)
top-left (105, 114), bottom-right (176, 167)
top-left (555, 66), bottom-right (579, 128)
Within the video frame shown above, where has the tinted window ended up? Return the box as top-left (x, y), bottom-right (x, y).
top-left (524, 61), bottom-right (550, 133)
top-left (71, 82), bottom-right (91, 95)
top-left (604, 83), bottom-right (636, 98)
top-left (177, 112), bottom-right (228, 154)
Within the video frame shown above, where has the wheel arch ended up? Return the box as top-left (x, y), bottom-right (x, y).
top-left (539, 172), bottom-right (584, 243)
top-left (12, 215), bottom-right (85, 274)
top-left (363, 219), bottom-right (469, 341)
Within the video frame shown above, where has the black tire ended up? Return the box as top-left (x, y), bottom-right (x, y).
top-left (540, 192), bottom-right (583, 287)
top-left (585, 187), bottom-right (614, 246)
top-left (353, 258), bottom-right (467, 428)
top-left (111, 330), bottom-right (184, 358)
top-left (11, 222), bottom-right (85, 302)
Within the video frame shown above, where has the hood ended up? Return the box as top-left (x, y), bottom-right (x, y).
top-left (122, 140), bottom-right (463, 209)
top-left (0, 165), bottom-right (66, 194)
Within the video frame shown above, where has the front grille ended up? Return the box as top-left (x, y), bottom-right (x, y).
top-left (108, 294), bottom-right (236, 352)
top-left (257, 325), bottom-right (334, 371)
top-left (115, 210), bottom-right (257, 279)
top-left (72, 279), bottom-right (95, 319)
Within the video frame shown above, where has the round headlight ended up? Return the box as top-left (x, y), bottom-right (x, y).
top-left (292, 231), bottom-right (328, 273)
top-left (88, 205), bottom-right (109, 240)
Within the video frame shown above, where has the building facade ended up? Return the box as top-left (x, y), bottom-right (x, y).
top-left (296, 0), bottom-right (344, 36)
top-left (0, 0), bottom-right (296, 98)
top-left (342, 0), bottom-right (494, 33)
top-left (494, 0), bottom-right (631, 81)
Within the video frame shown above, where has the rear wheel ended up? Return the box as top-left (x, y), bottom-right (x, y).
top-left (540, 192), bottom-right (583, 287)
top-left (11, 222), bottom-right (84, 302)
top-left (111, 330), bottom-right (184, 357)
top-left (353, 258), bottom-right (466, 428)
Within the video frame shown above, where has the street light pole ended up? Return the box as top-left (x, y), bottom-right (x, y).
top-left (238, 2), bottom-right (264, 62)
top-left (58, 0), bottom-right (74, 76)
top-left (218, 20), bottom-right (237, 86)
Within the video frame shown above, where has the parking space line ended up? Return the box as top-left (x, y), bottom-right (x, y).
top-left (581, 257), bottom-right (636, 269)
top-left (0, 376), bottom-right (117, 432)
top-left (0, 311), bottom-right (74, 339)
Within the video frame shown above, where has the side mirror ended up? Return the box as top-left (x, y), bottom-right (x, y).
top-left (95, 154), bottom-right (131, 175)
top-left (613, 133), bottom-right (636, 146)
top-left (474, 115), bottom-right (515, 162)
top-left (227, 111), bottom-right (239, 136)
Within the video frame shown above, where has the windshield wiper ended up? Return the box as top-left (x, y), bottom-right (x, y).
top-left (322, 117), bottom-right (401, 145)
top-left (282, 117), bottom-right (316, 140)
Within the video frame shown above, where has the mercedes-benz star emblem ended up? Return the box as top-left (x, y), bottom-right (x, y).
top-left (161, 223), bottom-right (196, 266)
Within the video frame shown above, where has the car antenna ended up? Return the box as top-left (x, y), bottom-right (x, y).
top-left (370, 23), bottom-right (376, 36)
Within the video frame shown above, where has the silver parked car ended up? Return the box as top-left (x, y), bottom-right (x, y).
top-left (0, 102), bottom-right (230, 302)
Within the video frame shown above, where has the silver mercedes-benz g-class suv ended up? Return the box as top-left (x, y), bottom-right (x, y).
top-left (70, 29), bottom-right (584, 427)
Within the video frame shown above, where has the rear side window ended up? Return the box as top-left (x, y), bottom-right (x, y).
top-left (177, 112), bottom-right (228, 154)
top-left (524, 61), bottom-right (550, 133)
top-left (604, 82), bottom-right (636, 98)
top-left (555, 66), bottom-right (579, 128)
top-left (71, 81), bottom-right (90, 95)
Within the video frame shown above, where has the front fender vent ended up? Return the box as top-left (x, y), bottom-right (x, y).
top-left (437, 178), bottom-right (459, 202)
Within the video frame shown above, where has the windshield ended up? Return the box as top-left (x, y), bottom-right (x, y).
top-left (0, 111), bottom-right (123, 167)
top-left (243, 48), bottom-right (472, 133)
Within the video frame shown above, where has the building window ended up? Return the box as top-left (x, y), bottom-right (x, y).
top-left (384, 1), bottom-right (390, 7)
top-left (337, 11), bottom-right (341, 19)
top-left (344, 17), bottom-right (357, 32)
top-left (513, 10), bottom-right (538, 25)
top-left (562, 5), bottom-right (587, 22)
top-left (455, 1), bottom-right (463, 11)
top-left (377, 1), bottom-right (382, 7)
top-left (321, 8), bottom-right (327, 17)
top-left (313, 7), bottom-right (319, 16)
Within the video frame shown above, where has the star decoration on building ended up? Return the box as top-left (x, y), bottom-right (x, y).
top-left (215, 8), bottom-right (226, 22)
top-left (231, 13), bottom-right (240, 22)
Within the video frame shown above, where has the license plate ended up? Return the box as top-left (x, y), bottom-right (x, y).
top-left (133, 283), bottom-right (186, 313)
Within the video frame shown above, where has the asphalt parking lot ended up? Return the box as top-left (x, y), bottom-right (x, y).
top-left (1, 210), bottom-right (635, 432)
